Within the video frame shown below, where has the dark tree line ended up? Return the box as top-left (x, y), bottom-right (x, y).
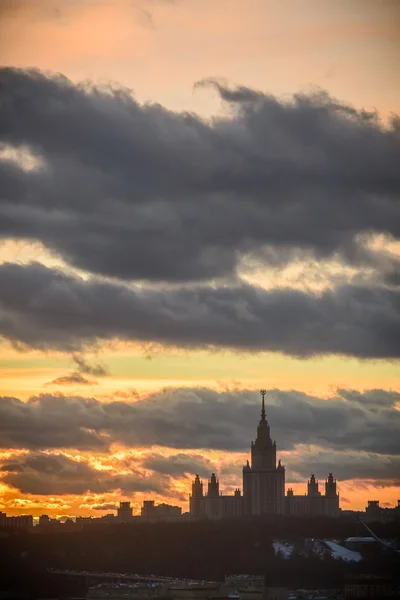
top-left (1, 516), bottom-right (399, 597)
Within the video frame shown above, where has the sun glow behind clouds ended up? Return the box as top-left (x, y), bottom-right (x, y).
top-left (1, 0), bottom-right (399, 118)
top-left (1, 442), bottom-right (399, 517)
top-left (1, 0), bottom-right (399, 516)
top-left (0, 144), bottom-right (46, 173)
top-left (0, 240), bottom-right (70, 271)
top-left (1, 345), bottom-right (399, 402)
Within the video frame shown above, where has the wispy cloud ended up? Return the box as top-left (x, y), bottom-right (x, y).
top-left (46, 372), bottom-right (97, 386)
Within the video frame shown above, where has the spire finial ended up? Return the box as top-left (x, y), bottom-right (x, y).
top-left (260, 389), bottom-right (266, 421)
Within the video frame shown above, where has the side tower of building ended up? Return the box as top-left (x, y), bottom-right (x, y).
top-left (324, 472), bottom-right (340, 517)
top-left (189, 473), bottom-right (243, 519)
top-left (204, 473), bottom-right (220, 519)
top-left (285, 472), bottom-right (340, 517)
top-left (189, 474), bottom-right (204, 517)
top-left (117, 501), bottom-right (133, 523)
top-left (242, 390), bottom-right (285, 515)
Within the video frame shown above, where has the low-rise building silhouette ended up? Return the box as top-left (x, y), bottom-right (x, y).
top-left (141, 500), bottom-right (182, 521)
top-left (0, 511), bottom-right (33, 530)
top-left (117, 501), bottom-right (133, 523)
top-left (364, 499), bottom-right (400, 523)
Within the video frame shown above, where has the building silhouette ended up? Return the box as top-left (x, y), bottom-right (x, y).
top-left (190, 390), bottom-right (340, 519)
top-left (286, 472), bottom-right (339, 517)
top-left (191, 474), bottom-right (243, 519)
top-left (0, 512), bottom-right (33, 530)
top-left (243, 390), bottom-right (286, 515)
top-left (117, 501), bottom-right (133, 523)
top-left (363, 499), bottom-right (400, 523)
top-left (141, 500), bottom-right (182, 521)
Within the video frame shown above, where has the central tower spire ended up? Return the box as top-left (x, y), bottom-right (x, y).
top-left (260, 389), bottom-right (266, 422)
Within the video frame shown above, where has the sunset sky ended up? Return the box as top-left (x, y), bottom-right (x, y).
top-left (0, 0), bottom-right (399, 520)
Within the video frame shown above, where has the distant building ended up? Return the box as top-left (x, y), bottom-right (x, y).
top-left (87, 578), bottom-right (288, 600)
top-left (190, 474), bottom-right (243, 519)
top-left (88, 582), bottom-right (169, 599)
top-left (141, 500), bottom-right (182, 521)
top-left (75, 514), bottom-right (116, 527)
top-left (169, 583), bottom-right (220, 599)
top-left (190, 391), bottom-right (340, 519)
top-left (345, 575), bottom-right (398, 599)
top-left (286, 473), bottom-right (340, 518)
top-left (0, 512), bottom-right (33, 530)
top-left (37, 514), bottom-right (64, 529)
top-left (364, 499), bottom-right (400, 523)
top-left (223, 575), bottom-right (288, 600)
top-left (35, 516), bottom-right (80, 531)
top-left (101, 513), bottom-right (116, 522)
top-left (117, 501), bottom-right (133, 523)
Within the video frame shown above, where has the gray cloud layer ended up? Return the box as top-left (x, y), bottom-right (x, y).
top-left (0, 261), bottom-right (399, 357)
top-left (285, 446), bottom-right (400, 486)
top-left (1, 387), bottom-right (399, 457)
top-left (1, 68), bottom-right (399, 283)
top-left (142, 453), bottom-right (215, 479)
top-left (0, 451), bottom-right (169, 496)
top-left (118, 448), bottom-right (400, 490)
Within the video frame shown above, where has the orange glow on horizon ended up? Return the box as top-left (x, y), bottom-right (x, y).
top-left (0, 0), bottom-right (399, 519)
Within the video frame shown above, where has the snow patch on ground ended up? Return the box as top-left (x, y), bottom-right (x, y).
top-left (324, 540), bottom-right (362, 562)
top-left (273, 541), bottom-right (293, 559)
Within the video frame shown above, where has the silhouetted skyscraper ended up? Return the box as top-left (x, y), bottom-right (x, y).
top-left (242, 390), bottom-right (285, 515)
top-left (189, 390), bottom-right (339, 519)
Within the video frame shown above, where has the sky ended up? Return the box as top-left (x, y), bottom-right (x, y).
top-left (0, 0), bottom-right (399, 519)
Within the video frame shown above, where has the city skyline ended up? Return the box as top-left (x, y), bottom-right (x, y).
top-left (0, 0), bottom-right (399, 519)
top-left (2, 391), bottom-right (340, 523)
top-left (189, 390), bottom-right (340, 520)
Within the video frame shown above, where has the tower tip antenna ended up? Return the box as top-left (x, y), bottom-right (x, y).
top-left (260, 389), bottom-right (266, 421)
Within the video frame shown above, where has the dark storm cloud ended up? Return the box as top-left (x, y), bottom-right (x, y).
top-left (0, 261), bottom-right (399, 358)
top-left (142, 453), bottom-right (215, 478)
top-left (0, 394), bottom-right (108, 451)
top-left (1, 387), bottom-right (399, 456)
top-left (0, 451), bottom-right (169, 496)
top-left (0, 68), bottom-right (399, 282)
top-left (170, 448), bottom-right (400, 488)
top-left (285, 447), bottom-right (400, 486)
